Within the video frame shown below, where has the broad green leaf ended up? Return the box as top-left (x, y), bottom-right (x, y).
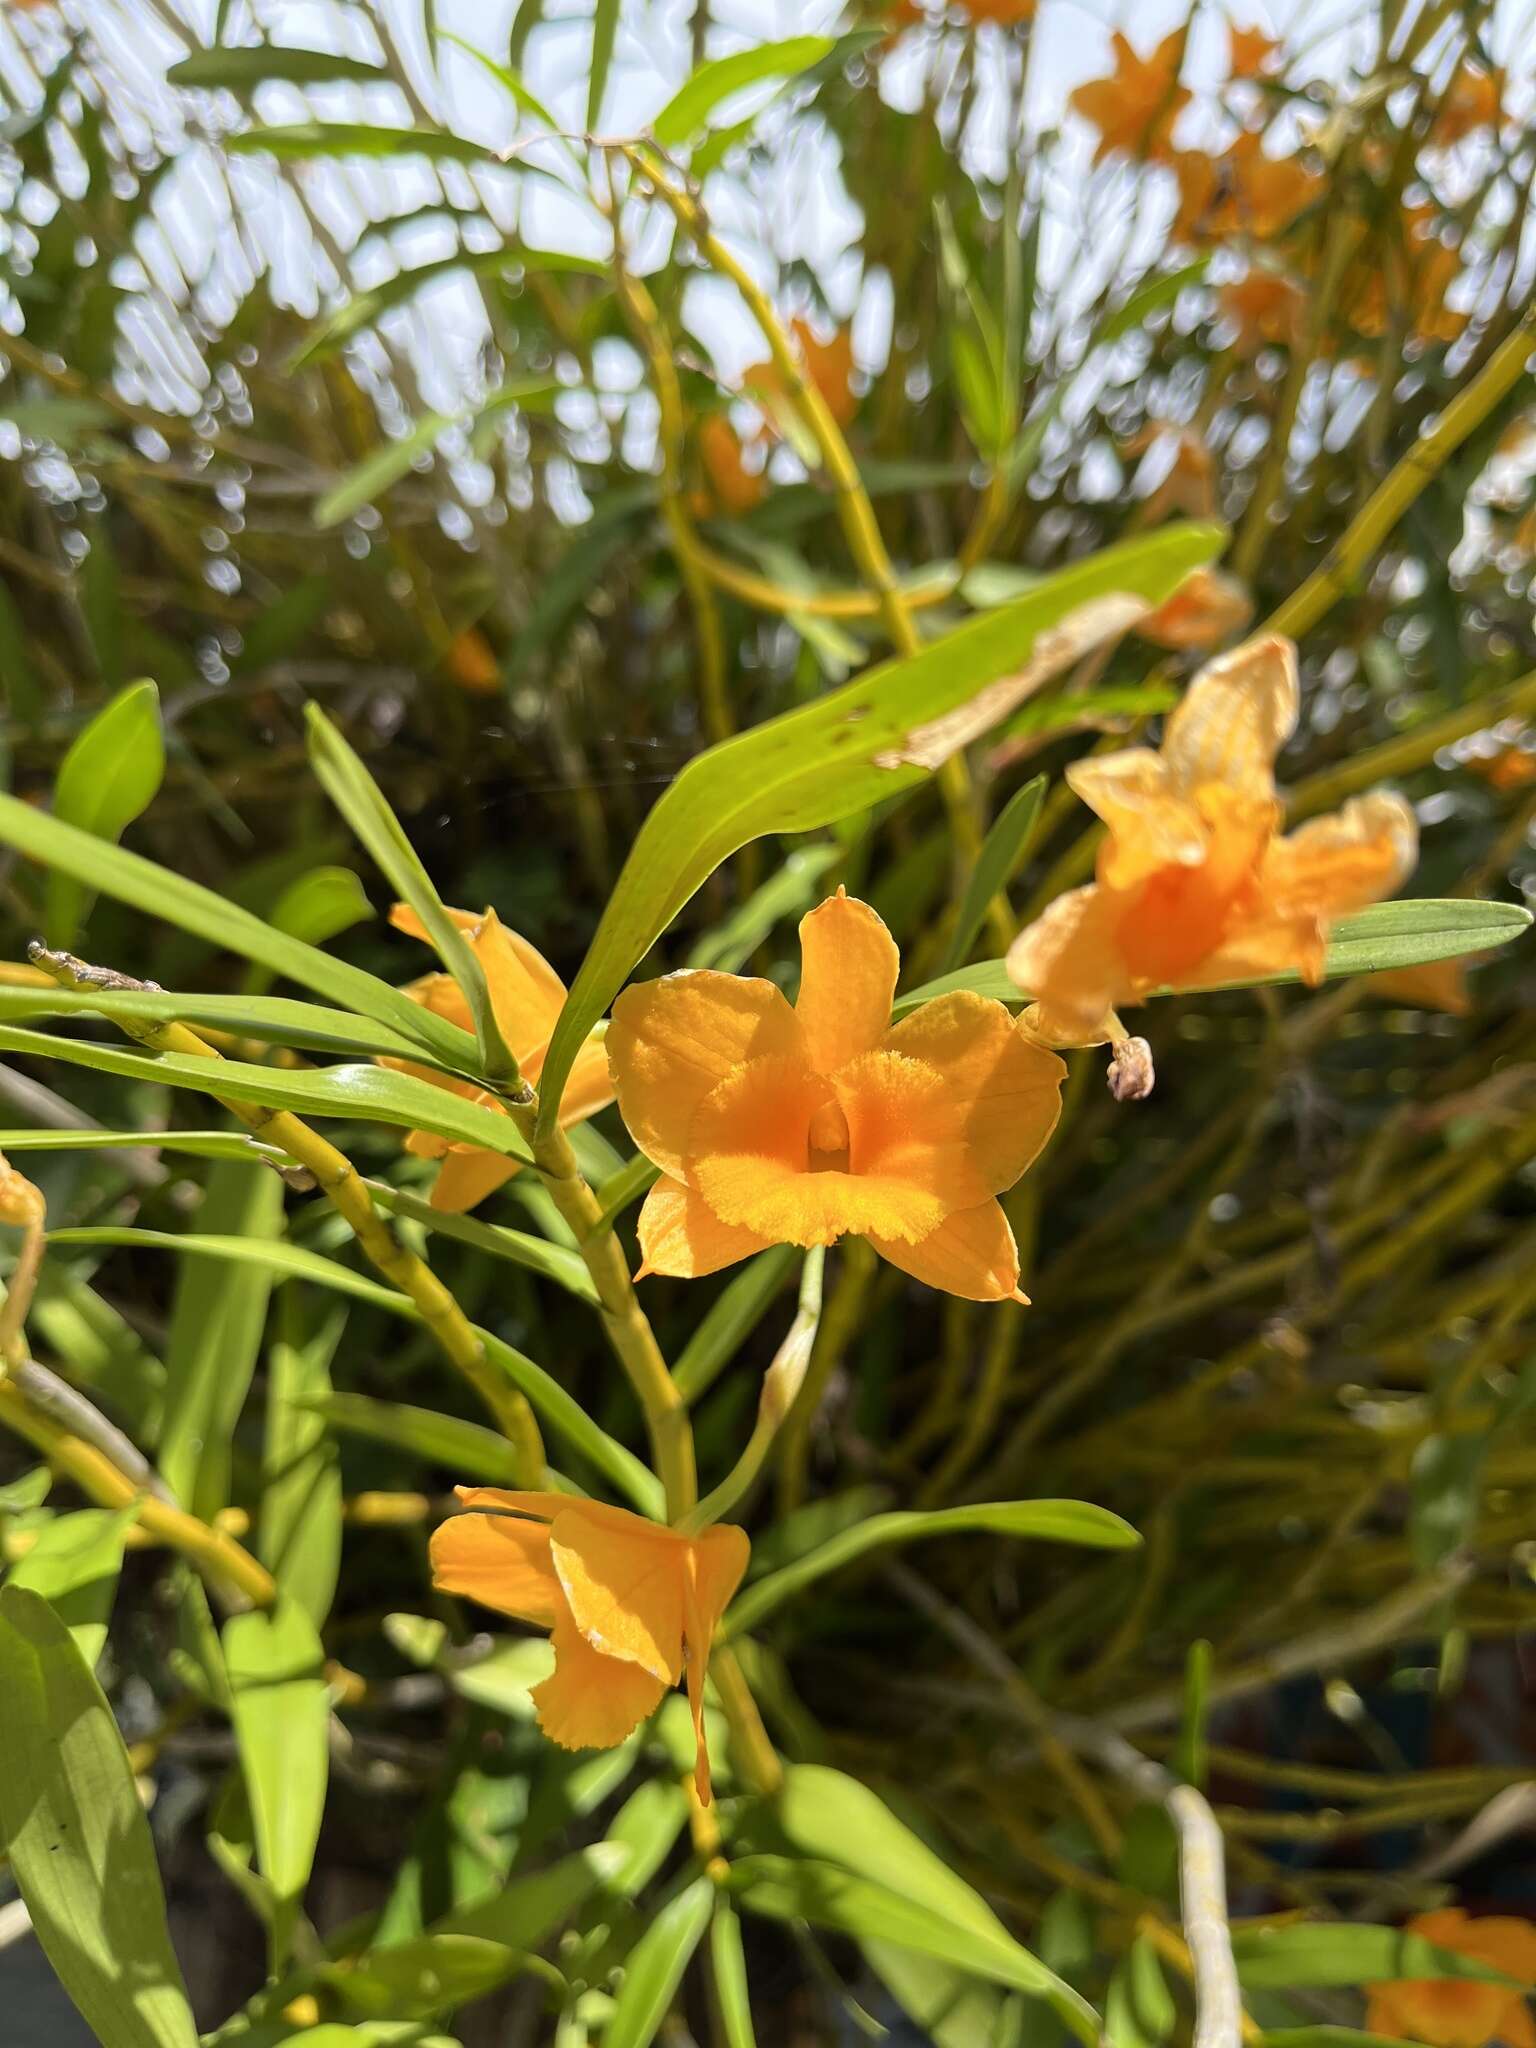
top-left (730, 1856), bottom-right (1098, 2044)
top-left (1107, 1937), bottom-right (1176, 2048)
top-left (439, 1841), bottom-right (624, 1943)
top-left (167, 46), bottom-right (391, 89)
top-left (587, 0), bottom-right (620, 130)
top-left (673, 1247), bottom-right (798, 1402)
top-left (0, 793), bottom-right (476, 1066)
top-left (224, 1599), bottom-right (330, 1968)
top-left (44, 1222), bottom-right (657, 1513)
top-left (895, 899), bottom-right (1534, 1016)
top-left (328, 1936), bottom-right (518, 2019)
top-left (0, 1028), bottom-right (529, 1161)
top-left (1231, 1924), bottom-right (1522, 1991)
top-left (260, 1294), bottom-right (345, 1631)
top-left (0, 983), bottom-right (429, 1062)
top-left (8, 1504), bottom-right (139, 1666)
top-left (604, 1779), bottom-right (690, 1897)
top-left (0, 1465), bottom-right (53, 1513)
top-left (268, 865), bottom-right (373, 949)
top-left (227, 123), bottom-right (500, 167)
top-left (724, 1501), bottom-right (1138, 1637)
top-left (710, 1899), bottom-right (758, 2048)
top-left (47, 678), bottom-right (165, 948)
top-left (304, 1392), bottom-right (533, 1483)
top-left (602, 1874), bottom-right (715, 2048)
top-left (651, 36), bottom-right (834, 147)
top-left (314, 413), bottom-right (455, 529)
top-left (305, 703), bottom-right (517, 1080)
top-left (158, 1160), bottom-right (285, 1521)
top-left (866, 1946), bottom-right (1018, 2048)
top-left (0, 1586), bottom-right (198, 2048)
top-left (938, 774), bottom-right (1045, 974)
top-left (537, 524), bottom-right (1221, 1129)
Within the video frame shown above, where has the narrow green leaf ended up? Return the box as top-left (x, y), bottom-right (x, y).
top-left (305, 703), bottom-right (517, 1080)
top-left (269, 865), bottom-right (374, 948)
top-left (0, 1126), bottom-right (284, 1164)
top-left (260, 1294), bottom-right (345, 1632)
top-left (437, 32), bottom-right (564, 137)
top-left (365, 1178), bottom-right (598, 1301)
top-left (673, 1247), bottom-right (798, 1403)
top-left (8, 1504), bottom-right (139, 1667)
top-left (897, 899), bottom-right (1534, 1015)
top-left (537, 524), bottom-right (1221, 1129)
top-left (651, 36), bottom-right (834, 146)
top-left (224, 1599), bottom-right (330, 1968)
top-left (587, 0), bottom-right (620, 131)
top-left (1098, 259), bottom-right (1211, 346)
top-left (226, 122), bottom-right (501, 166)
top-left (0, 792), bottom-right (477, 1066)
top-left (158, 1160), bottom-right (285, 1521)
top-left (0, 1586), bottom-right (199, 2048)
top-left (939, 774), bottom-right (1045, 974)
top-left (1174, 1639), bottom-right (1213, 1790)
top-left (305, 1391), bottom-right (531, 1482)
top-left (1231, 1924), bottom-right (1522, 1991)
top-left (47, 678), bottom-right (165, 948)
top-left (167, 46), bottom-right (391, 89)
top-left (0, 983), bottom-right (429, 1062)
top-left (314, 413), bottom-right (455, 528)
top-left (602, 1875), bottom-right (715, 2048)
top-left (711, 1898), bottom-right (758, 2048)
top-left (724, 1502), bottom-right (1138, 1637)
top-left (730, 1857), bottom-right (1098, 2045)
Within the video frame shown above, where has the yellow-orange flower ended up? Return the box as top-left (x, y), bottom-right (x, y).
top-left (1472, 744), bottom-right (1536, 794)
top-left (431, 1488), bottom-right (748, 1802)
top-left (1069, 31), bottom-right (1190, 166)
top-left (384, 905), bottom-right (613, 1214)
top-left (694, 414), bottom-right (767, 517)
top-left (1370, 958), bottom-right (1472, 1016)
top-left (1220, 267), bottom-right (1306, 351)
top-left (607, 890), bottom-right (1066, 1302)
top-left (742, 317), bottom-right (857, 434)
top-left (1175, 133), bottom-right (1320, 244)
top-left (1228, 21), bottom-right (1281, 79)
top-left (441, 627), bottom-right (500, 695)
top-left (1365, 1910), bottom-right (1536, 2048)
top-left (954, 0), bottom-right (1036, 22)
top-left (1138, 566), bottom-right (1253, 650)
top-left (1432, 63), bottom-right (1505, 147)
top-left (1006, 636), bottom-right (1418, 1045)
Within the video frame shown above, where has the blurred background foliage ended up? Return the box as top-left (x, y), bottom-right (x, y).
top-left (3, 0), bottom-right (1536, 2041)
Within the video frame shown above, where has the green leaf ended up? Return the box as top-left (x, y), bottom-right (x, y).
top-left (895, 899), bottom-right (1534, 1015)
top-left (0, 983), bottom-right (429, 1062)
top-left (49, 1228), bottom-right (415, 1312)
top-left (224, 1599), bottom-right (330, 1969)
top-left (268, 865), bottom-right (374, 949)
top-left (437, 32), bottom-right (563, 134)
top-left (304, 1392), bottom-right (533, 1483)
top-left (587, 0), bottom-right (620, 130)
top-left (730, 1857), bottom-right (1098, 2045)
top-left (167, 46), bottom-right (391, 89)
top-left (314, 413), bottom-right (455, 528)
top-left (8, 1505), bottom-right (139, 1667)
top-left (227, 123), bottom-right (501, 167)
top-left (1173, 1638), bottom-right (1212, 1790)
top-left (260, 1294), bottom-right (345, 1632)
top-left (158, 1160), bottom-right (285, 1521)
top-left (537, 524), bottom-right (1221, 1129)
top-left (710, 1898), bottom-right (758, 2048)
top-left (1097, 259), bottom-right (1210, 347)
top-left (47, 678), bottom-right (165, 949)
top-left (365, 1178), bottom-right (598, 1302)
top-left (651, 36), bottom-right (835, 146)
top-left (939, 775), bottom-right (1045, 974)
top-left (674, 1246), bottom-right (798, 1402)
top-left (1230, 1924), bottom-right (1523, 1991)
top-left (293, 248), bottom-right (510, 366)
top-left (305, 703), bottom-right (517, 1080)
top-left (724, 1502), bottom-right (1138, 1637)
top-left (602, 1874), bottom-right (715, 2048)
top-left (0, 1586), bottom-right (199, 2048)
top-left (0, 792), bottom-right (477, 1067)
top-left (1107, 1937), bottom-right (1176, 2048)
top-left (0, 1126), bottom-right (284, 1164)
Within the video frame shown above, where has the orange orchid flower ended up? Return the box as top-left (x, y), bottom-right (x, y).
top-left (1472, 744), bottom-right (1536, 794)
top-left (1370, 957), bottom-right (1472, 1016)
top-left (606, 890), bottom-right (1066, 1302)
top-left (954, 0), bottom-right (1036, 23)
top-left (383, 905), bottom-right (613, 1214)
top-left (1124, 421), bottom-right (1217, 523)
top-left (1070, 31), bottom-right (1190, 166)
top-left (1228, 20), bottom-right (1281, 80)
top-left (1138, 566), bottom-right (1253, 650)
top-left (441, 627), bottom-right (501, 696)
top-left (1219, 267), bottom-right (1305, 351)
top-left (1006, 636), bottom-right (1419, 1046)
top-left (742, 317), bottom-right (858, 434)
top-left (1176, 133), bottom-right (1320, 244)
top-left (430, 1488), bottom-right (748, 1802)
top-left (695, 413), bottom-right (767, 518)
top-left (1365, 1909), bottom-right (1536, 2048)
top-left (1431, 62), bottom-right (1505, 147)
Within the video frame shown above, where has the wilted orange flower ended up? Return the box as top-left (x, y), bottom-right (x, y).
top-left (442, 627), bottom-right (500, 695)
top-left (1139, 567), bottom-right (1253, 650)
top-left (1006, 636), bottom-right (1419, 1045)
top-left (607, 890), bottom-right (1066, 1302)
top-left (1220, 267), bottom-right (1306, 351)
top-left (431, 1489), bottom-right (748, 1801)
top-left (694, 414), bottom-right (767, 518)
top-left (1370, 958), bottom-right (1472, 1015)
top-left (384, 905), bottom-right (613, 1213)
top-left (1432, 62), bottom-right (1505, 146)
top-left (1365, 1909), bottom-right (1536, 2048)
top-left (1228, 20), bottom-right (1281, 79)
top-left (1470, 744), bottom-right (1536, 794)
top-left (1070, 31), bottom-right (1190, 166)
top-left (743, 317), bottom-right (857, 433)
